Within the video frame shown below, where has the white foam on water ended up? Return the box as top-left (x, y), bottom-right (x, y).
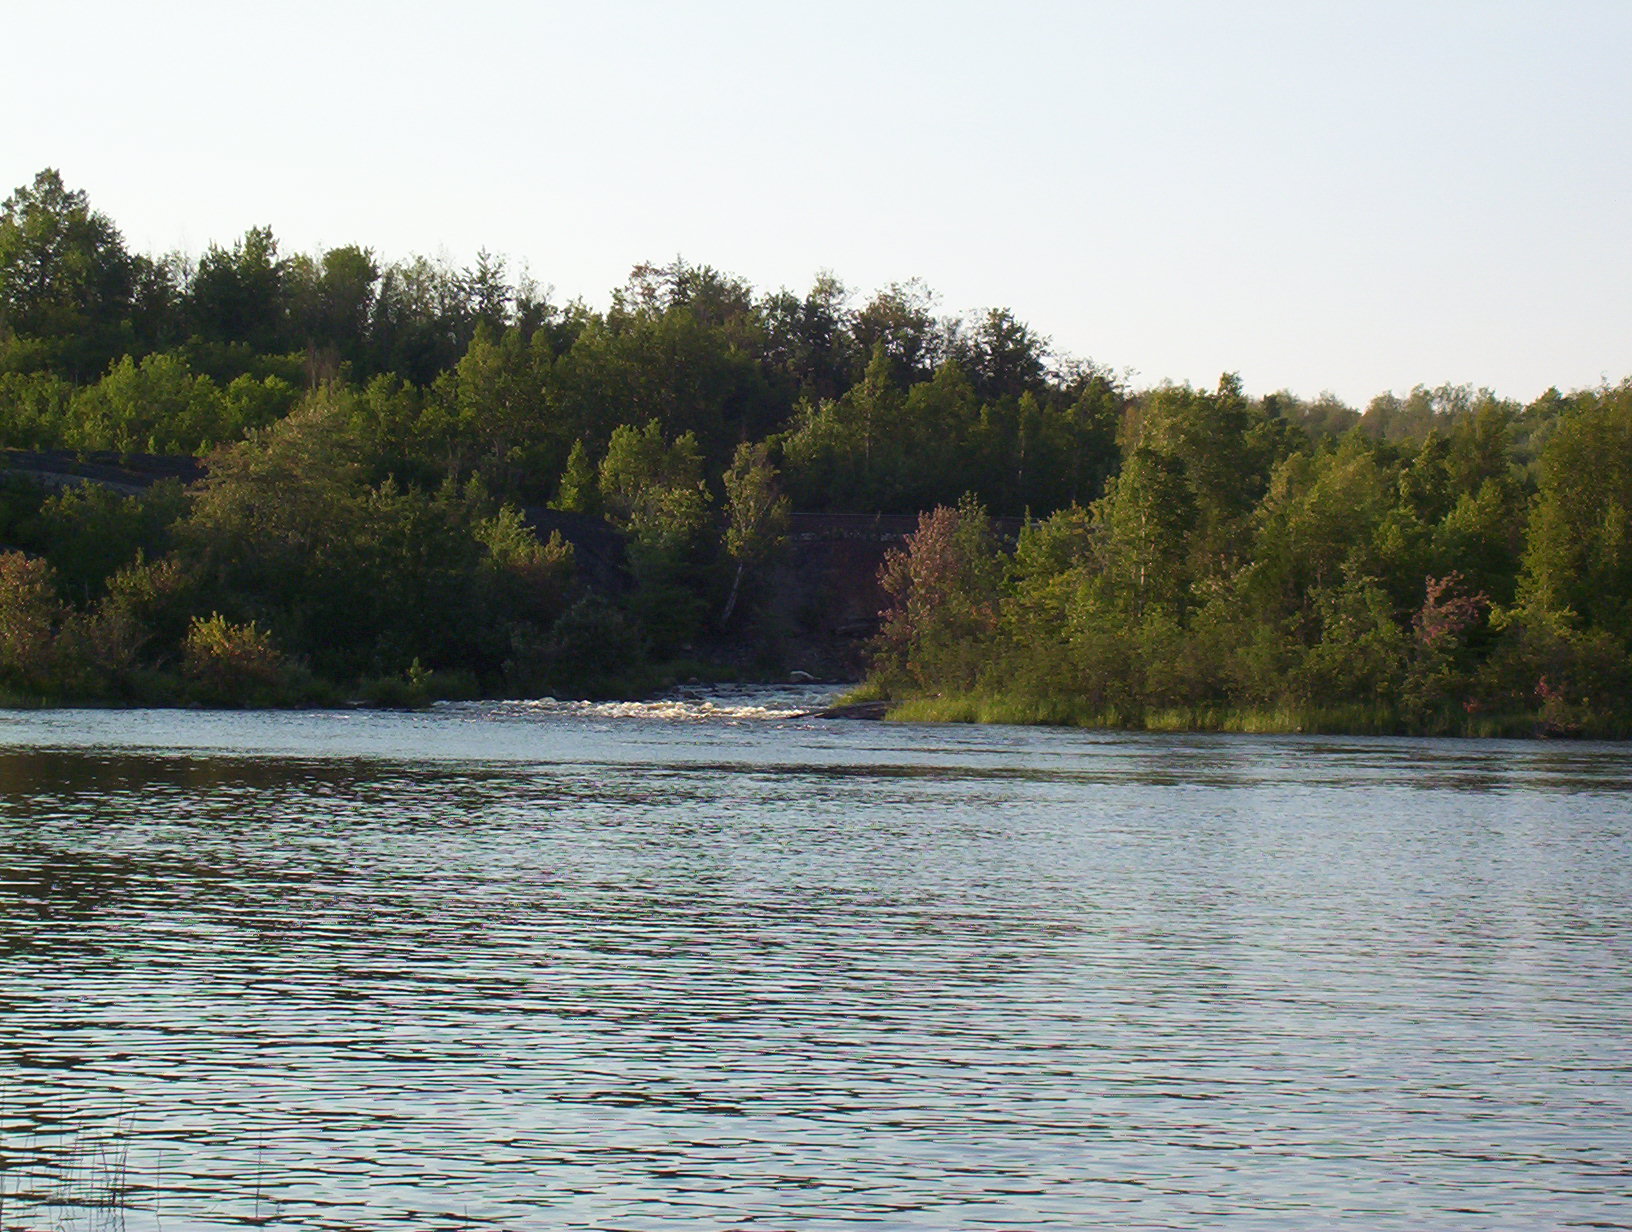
top-left (535, 698), bottom-right (809, 721)
top-left (461, 685), bottom-right (841, 723)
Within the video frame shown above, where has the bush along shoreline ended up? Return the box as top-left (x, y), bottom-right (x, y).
top-left (3, 168), bottom-right (1632, 733)
top-left (859, 385), bottom-right (1632, 741)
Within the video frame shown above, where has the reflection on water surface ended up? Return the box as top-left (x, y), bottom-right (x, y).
top-left (2, 698), bottom-right (1630, 1230)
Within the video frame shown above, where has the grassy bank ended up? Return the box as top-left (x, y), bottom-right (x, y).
top-left (877, 691), bottom-right (1629, 740)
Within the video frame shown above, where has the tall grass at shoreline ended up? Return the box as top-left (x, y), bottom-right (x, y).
top-left (878, 691), bottom-right (1625, 739)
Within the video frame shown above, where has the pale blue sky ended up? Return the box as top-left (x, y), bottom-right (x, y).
top-left (6, 0), bottom-right (1629, 406)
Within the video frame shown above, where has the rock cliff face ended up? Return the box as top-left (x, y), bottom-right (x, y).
top-left (1, 448), bottom-right (203, 493)
top-left (516, 508), bottom-right (908, 681)
top-left (758, 526), bottom-right (901, 679)
top-left (754, 513), bottom-right (1024, 679)
top-left (521, 507), bottom-right (631, 592)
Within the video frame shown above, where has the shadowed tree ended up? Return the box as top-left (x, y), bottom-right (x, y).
top-left (0, 169), bottom-right (135, 376)
top-left (188, 227), bottom-right (288, 354)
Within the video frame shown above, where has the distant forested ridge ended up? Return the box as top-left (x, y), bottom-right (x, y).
top-left (1, 168), bottom-right (1628, 733)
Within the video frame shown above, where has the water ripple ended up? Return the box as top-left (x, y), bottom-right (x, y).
top-left (1, 704), bottom-right (1630, 1229)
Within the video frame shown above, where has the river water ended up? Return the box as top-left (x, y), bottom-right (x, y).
top-left (1, 694), bottom-right (1630, 1231)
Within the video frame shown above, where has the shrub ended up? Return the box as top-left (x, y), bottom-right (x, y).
top-left (181, 612), bottom-right (283, 703)
top-left (0, 550), bottom-right (63, 692)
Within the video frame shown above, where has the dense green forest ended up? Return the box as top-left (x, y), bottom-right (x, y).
top-left (1, 168), bottom-right (1628, 733)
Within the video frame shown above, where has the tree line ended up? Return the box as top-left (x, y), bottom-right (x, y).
top-left (1, 168), bottom-right (1627, 731)
top-left (870, 377), bottom-right (1632, 736)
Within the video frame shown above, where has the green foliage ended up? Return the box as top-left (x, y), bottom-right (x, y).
top-left (1090, 447), bottom-right (1195, 616)
top-left (1519, 382), bottom-right (1632, 643)
top-left (3, 165), bottom-right (1632, 728)
top-left (599, 419), bottom-right (711, 553)
top-left (594, 417), bottom-right (708, 649)
top-left (1291, 573), bottom-right (1408, 706)
top-left (778, 346), bottom-right (902, 509)
top-left (34, 479), bottom-right (188, 602)
top-left (871, 380), bottom-right (1632, 736)
top-left (506, 592), bottom-right (645, 698)
top-left (434, 324), bottom-right (560, 495)
top-left (286, 244), bottom-right (380, 365)
top-left (719, 440), bottom-right (790, 627)
top-left (0, 169), bottom-right (134, 377)
top-left (852, 279), bottom-right (943, 385)
top-left (1242, 434), bottom-right (1393, 624)
top-left (1265, 389), bottom-right (1360, 440)
top-left (553, 288), bottom-right (776, 464)
top-left (722, 440), bottom-right (789, 567)
top-left (0, 371), bottom-right (74, 447)
top-left (180, 393), bottom-right (487, 677)
top-left (95, 552), bottom-right (202, 674)
top-left (553, 439), bottom-right (599, 514)
top-left (181, 612), bottom-right (284, 703)
top-left (188, 227), bottom-right (287, 353)
top-left (0, 352), bottom-right (296, 454)
top-left (70, 354), bottom-right (237, 453)
top-left (476, 505), bottom-right (577, 629)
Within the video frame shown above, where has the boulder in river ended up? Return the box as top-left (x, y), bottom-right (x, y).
top-left (811, 701), bottom-right (889, 720)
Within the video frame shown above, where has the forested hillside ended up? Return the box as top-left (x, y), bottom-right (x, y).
top-left (2, 168), bottom-right (1628, 732)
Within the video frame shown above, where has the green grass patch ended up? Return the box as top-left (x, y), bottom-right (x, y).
top-left (830, 679), bottom-right (890, 707)
top-left (879, 690), bottom-right (1631, 740)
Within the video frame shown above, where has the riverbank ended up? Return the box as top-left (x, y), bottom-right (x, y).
top-left (869, 689), bottom-right (1630, 740)
top-left (12, 677), bottom-right (1622, 740)
top-left (10, 657), bottom-right (1624, 740)
top-left (0, 659), bottom-right (861, 714)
